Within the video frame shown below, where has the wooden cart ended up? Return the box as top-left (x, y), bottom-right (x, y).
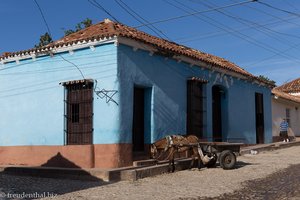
top-left (197, 142), bottom-right (242, 169)
top-left (174, 142), bottom-right (242, 170)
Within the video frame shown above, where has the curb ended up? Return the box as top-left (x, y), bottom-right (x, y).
top-left (2, 141), bottom-right (300, 182)
top-left (0, 158), bottom-right (195, 182)
top-left (240, 141), bottom-right (300, 155)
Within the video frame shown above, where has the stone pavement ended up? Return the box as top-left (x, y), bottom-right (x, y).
top-left (0, 141), bottom-right (300, 199)
top-left (0, 138), bottom-right (299, 182)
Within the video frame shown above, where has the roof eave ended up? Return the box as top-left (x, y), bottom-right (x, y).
top-left (0, 36), bottom-right (118, 64)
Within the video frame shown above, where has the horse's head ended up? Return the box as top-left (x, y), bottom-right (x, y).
top-left (150, 144), bottom-right (158, 159)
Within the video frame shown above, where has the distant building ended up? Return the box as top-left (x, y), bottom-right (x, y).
top-left (0, 19), bottom-right (273, 169)
top-left (272, 78), bottom-right (300, 141)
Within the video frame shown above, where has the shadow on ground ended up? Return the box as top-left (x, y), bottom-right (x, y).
top-left (234, 161), bottom-right (254, 169)
top-left (0, 153), bottom-right (113, 199)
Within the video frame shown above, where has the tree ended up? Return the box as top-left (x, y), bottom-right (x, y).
top-left (35, 32), bottom-right (53, 48)
top-left (34, 18), bottom-right (93, 48)
top-left (82, 18), bottom-right (92, 28)
top-left (258, 75), bottom-right (276, 86)
top-left (64, 18), bottom-right (93, 36)
top-left (63, 29), bottom-right (75, 36)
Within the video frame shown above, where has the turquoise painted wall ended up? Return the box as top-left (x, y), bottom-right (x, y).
top-left (0, 41), bottom-right (272, 146)
top-left (0, 43), bottom-right (119, 146)
top-left (118, 44), bottom-right (273, 144)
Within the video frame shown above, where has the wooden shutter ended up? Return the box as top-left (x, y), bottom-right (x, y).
top-left (187, 78), bottom-right (207, 138)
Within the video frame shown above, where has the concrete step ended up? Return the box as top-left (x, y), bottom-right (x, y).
top-left (133, 159), bottom-right (157, 167)
top-left (126, 158), bottom-right (195, 181)
top-left (0, 158), bottom-right (196, 182)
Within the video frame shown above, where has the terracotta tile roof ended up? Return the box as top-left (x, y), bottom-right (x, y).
top-left (272, 88), bottom-right (300, 104)
top-left (53, 19), bottom-right (254, 77)
top-left (276, 78), bottom-right (300, 93)
top-left (0, 19), bottom-right (273, 86)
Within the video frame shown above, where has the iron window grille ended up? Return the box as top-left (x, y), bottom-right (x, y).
top-left (62, 79), bottom-right (94, 145)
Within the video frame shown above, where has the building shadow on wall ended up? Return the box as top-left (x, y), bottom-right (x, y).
top-left (1, 152), bottom-right (113, 198)
top-left (41, 152), bottom-right (84, 168)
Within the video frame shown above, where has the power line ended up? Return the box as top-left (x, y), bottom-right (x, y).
top-left (246, 41), bottom-right (300, 67)
top-left (87, 0), bottom-right (119, 22)
top-left (33, 0), bottom-right (85, 79)
top-left (0, 73), bottom-right (116, 99)
top-left (176, 15), bottom-right (300, 43)
top-left (166, 0), bottom-right (277, 52)
top-left (284, 0), bottom-right (300, 12)
top-left (87, 1), bottom-right (260, 87)
top-left (0, 62), bottom-right (117, 76)
top-left (0, 49), bottom-right (116, 72)
top-left (0, 61), bottom-right (117, 95)
top-left (88, 0), bottom-right (199, 82)
top-left (197, 0), bottom-right (300, 53)
top-left (256, 0), bottom-right (300, 18)
top-left (0, 66), bottom-right (118, 97)
top-left (134, 0), bottom-right (255, 28)
top-left (166, 0), bottom-right (300, 65)
top-left (114, 0), bottom-right (172, 41)
top-left (33, 0), bottom-right (52, 36)
top-left (232, 0), bottom-right (300, 28)
top-left (0, 1), bottom-right (119, 99)
top-left (201, 0), bottom-right (300, 42)
top-left (225, 0), bottom-right (300, 67)
top-left (59, 55), bottom-right (85, 78)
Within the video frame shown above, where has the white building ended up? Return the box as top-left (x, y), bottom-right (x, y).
top-left (272, 78), bottom-right (300, 141)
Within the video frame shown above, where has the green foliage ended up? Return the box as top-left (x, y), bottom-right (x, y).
top-left (64, 29), bottom-right (75, 36)
top-left (258, 75), bottom-right (276, 86)
top-left (82, 18), bottom-right (92, 28)
top-left (35, 32), bottom-right (53, 48)
top-left (64, 18), bottom-right (93, 36)
top-left (35, 18), bottom-right (93, 48)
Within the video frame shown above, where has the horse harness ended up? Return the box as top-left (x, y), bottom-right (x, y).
top-left (165, 135), bottom-right (187, 151)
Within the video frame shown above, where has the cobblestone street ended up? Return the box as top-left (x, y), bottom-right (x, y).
top-left (1, 145), bottom-right (300, 200)
top-left (198, 164), bottom-right (300, 200)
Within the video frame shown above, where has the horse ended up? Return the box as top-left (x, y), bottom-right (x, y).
top-left (150, 135), bottom-right (201, 172)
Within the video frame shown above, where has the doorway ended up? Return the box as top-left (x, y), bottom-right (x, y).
top-left (187, 79), bottom-right (206, 138)
top-left (132, 87), bottom-right (145, 152)
top-left (212, 85), bottom-right (224, 142)
top-left (255, 93), bottom-right (264, 144)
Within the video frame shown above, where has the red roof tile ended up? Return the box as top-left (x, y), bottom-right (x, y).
top-left (53, 19), bottom-right (253, 78)
top-left (276, 78), bottom-right (300, 93)
top-left (272, 88), bottom-right (300, 104)
top-left (0, 19), bottom-right (273, 86)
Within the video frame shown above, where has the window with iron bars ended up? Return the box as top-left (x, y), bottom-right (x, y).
top-left (286, 108), bottom-right (291, 127)
top-left (63, 80), bottom-right (94, 145)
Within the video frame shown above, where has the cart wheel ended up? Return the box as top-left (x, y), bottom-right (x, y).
top-left (205, 153), bottom-right (217, 168)
top-left (219, 150), bottom-right (236, 170)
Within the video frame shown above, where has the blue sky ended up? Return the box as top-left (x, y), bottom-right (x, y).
top-left (1, 0), bottom-right (300, 86)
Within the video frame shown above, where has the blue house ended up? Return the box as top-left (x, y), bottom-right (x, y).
top-left (0, 19), bottom-right (273, 168)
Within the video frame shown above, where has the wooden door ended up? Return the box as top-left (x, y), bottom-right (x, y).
top-left (187, 80), bottom-right (204, 138)
top-left (212, 86), bottom-right (222, 142)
